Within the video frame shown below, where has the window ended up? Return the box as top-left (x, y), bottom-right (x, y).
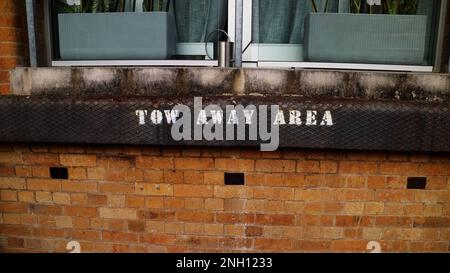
top-left (241, 0), bottom-right (445, 72)
top-left (49, 0), bottom-right (231, 66)
top-left (43, 0), bottom-right (447, 71)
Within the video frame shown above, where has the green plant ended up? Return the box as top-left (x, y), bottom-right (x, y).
top-left (310, 0), bottom-right (329, 12)
top-left (349, 0), bottom-right (418, 14)
top-left (62, 0), bottom-right (171, 13)
top-left (143, 0), bottom-right (171, 12)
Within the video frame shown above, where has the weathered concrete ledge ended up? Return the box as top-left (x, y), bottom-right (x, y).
top-left (10, 67), bottom-right (450, 103)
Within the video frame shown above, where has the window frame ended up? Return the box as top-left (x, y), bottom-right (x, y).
top-left (38, 0), bottom-right (448, 71)
top-left (240, 0), bottom-right (448, 72)
top-left (45, 0), bottom-right (237, 67)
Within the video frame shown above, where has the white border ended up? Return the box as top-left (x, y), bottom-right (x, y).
top-left (257, 62), bottom-right (433, 72)
top-left (52, 60), bottom-right (218, 67)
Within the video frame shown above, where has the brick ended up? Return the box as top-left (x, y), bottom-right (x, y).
top-left (321, 227), bottom-right (344, 239)
top-left (246, 173), bottom-right (265, 186)
top-left (3, 213), bottom-right (21, 224)
top-left (32, 204), bottom-right (62, 215)
top-left (255, 160), bottom-right (296, 173)
top-left (331, 240), bottom-right (367, 252)
top-left (364, 202), bottom-right (384, 215)
top-left (69, 230), bottom-right (101, 241)
top-left (0, 152), bottom-right (22, 164)
top-left (104, 168), bottom-right (143, 182)
top-left (102, 231), bottom-right (138, 243)
top-left (18, 191), bottom-right (34, 202)
top-left (99, 208), bottom-right (137, 220)
top-left (346, 176), bottom-right (366, 188)
top-left (255, 238), bottom-right (293, 251)
top-left (216, 213), bottom-right (255, 224)
top-left (107, 195), bottom-right (126, 207)
top-left (31, 166), bottom-right (50, 178)
top-left (23, 153), bottom-right (59, 165)
top-left (418, 163), bottom-right (449, 176)
top-left (324, 202), bottom-right (344, 213)
top-left (165, 222), bottom-right (185, 234)
top-left (68, 168), bottom-right (87, 180)
top-left (339, 161), bottom-right (378, 174)
top-left (70, 193), bottom-right (88, 205)
top-left (296, 160), bottom-right (320, 173)
top-left (204, 198), bottom-right (223, 211)
top-left (1, 189), bottom-right (17, 201)
top-left (88, 194), bottom-right (107, 206)
top-left (128, 220), bottom-right (145, 232)
top-left (61, 181), bottom-right (97, 193)
top-left (27, 179), bottom-right (61, 192)
top-left (295, 189), bottom-right (334, 201)
top-left (145, 197), bottom-right (164, 209)
top-left (136, 156), bottom-right (174, 169)
top-left (143, 170), bottom-right (164, 183)
top-left (245, 226), bottom-right (263, 237)
top-left (174, 184), bottom-right (213, 197)
top-left (304, 203), bottom-right (324, 214)
top-left (204, 224), bottom-right (223, 236)
top-left (60, 154), bottom-right (96, 167)
top-left (224, 225), bottom-right (244, 236)
top-left (379, 162), bottom-right (418, 175)
top-left (304, 175), bottom-right (325, 188)
top-left (14, 166), bottom-right (31, 178)
top-left (184, 198), bottom-right (204, 210)
top-left (99, 182), bottom-right (135, 193)
top-left (64, 206), bottom-right (97, 217)
top-left (174, 158), bottom-right (214, 170)
top-left (183, 171), bottom-right (204, 184)
top-left (0, 177), bottom-right (26, 190)
top-left (294, 240), bottom-right (331, 251)
top-left (163, 170), bottom-right (183, 184)
top-left (164, 197), bottom-right (184, 209)
top-left (204, 172), bottom-right (223, 185)
top-left (215, 158), bottom-right (254, 172)
top-left (97, 156), bottom-right (135, 168)
top-left (255, 214), bottom-right (295, 226)
top-left (0, 165), bottom-right (15, 176)
top-left (176, 211), bottom-right (214, 223)
top-left (376, 216), bottom-right (412, 227)
top-left (136, 183), bottom-right (173, 196)
top-left (254, 187), bottom-right (294, 200)
top-left (87, 168), bottom-right (105, 180)
top-left (404, 204), bottom-right (424, 216)
top-left (319, 161), bottom-right (338, 173)
top-left (55, 216), bottom-right (73, 228)
top-left (126, 195), bottom-right (145, 208)
top-left (35, 191), bottom-right (52, 203)
top-left (214, 186), bottom-right (253, 199)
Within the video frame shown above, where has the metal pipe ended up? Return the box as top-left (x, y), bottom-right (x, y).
top-left (234, 0), bottom-right (243, 68)
top-left (25, 0), bottom-right (37, 67)
top-left (433, 0), bottom-right (448, 72)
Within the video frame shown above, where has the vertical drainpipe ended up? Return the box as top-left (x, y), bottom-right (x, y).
top-left (25, 0), bottom-right (38, 67)
top-left (234, 0), bottom-right (243, 68)
top-left (433, 0), bottom-right (448, 72)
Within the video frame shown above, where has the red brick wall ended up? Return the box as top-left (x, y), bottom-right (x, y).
top-left (0, 145), bottom-right (449, 253)
top-left (0, 0), bottom-right (29, 95)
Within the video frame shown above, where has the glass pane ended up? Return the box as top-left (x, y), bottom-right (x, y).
top-left (248, 0), bottom-right (439, 66)
top-left (51, 0), bottom-right (229, 61)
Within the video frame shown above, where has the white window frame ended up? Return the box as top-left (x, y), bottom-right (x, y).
top-left (240, 0), bottom-right (444, 72)
top-left (50, 0), bottom-right (237, 67)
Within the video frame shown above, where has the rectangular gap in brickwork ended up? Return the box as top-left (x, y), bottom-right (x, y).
top-left (50, 167), bottom-right (69, 180)
top-left (407, 177), bottom-right (427, 190)
top-left (224, 173), bottom-right (245, 186)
